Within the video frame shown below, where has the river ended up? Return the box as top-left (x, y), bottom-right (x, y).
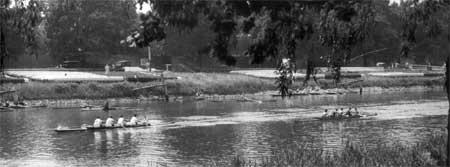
top-left (0, 89), bottom-right (448, 166)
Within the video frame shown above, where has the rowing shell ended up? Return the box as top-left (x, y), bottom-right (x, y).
top-left (315, 115), bottom-right (362, 121)
top-left (54, 122), bottom-right (151, 132)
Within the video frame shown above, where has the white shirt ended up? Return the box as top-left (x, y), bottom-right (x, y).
top-left (105, 118), bottom-right (114, 127)
top-left (117, 117), bottom-right (124, 126)
top-left (93, 118), bottom-right (102, 127)
top-left (129, 116), bottom-right (137, 125)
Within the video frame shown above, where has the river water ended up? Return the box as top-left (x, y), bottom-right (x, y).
top-left (0, 89), bottom-right (448, 166)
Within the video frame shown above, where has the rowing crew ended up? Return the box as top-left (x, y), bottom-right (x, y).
top-left (322, 107), bottom-right (359, 118)
top-left (93, 114), bottom-right (140, 128)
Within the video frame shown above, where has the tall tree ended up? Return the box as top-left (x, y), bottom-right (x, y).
top-left (46, 0), bottom-right (139, 63)
top-left (398, 0), bottom-right (449, 165)
top-left (318, 0), bottom-right (375, 85)
top-left (0, 0), bottom-right (42, 76)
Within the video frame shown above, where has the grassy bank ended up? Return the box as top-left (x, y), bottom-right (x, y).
top-left (222, 133), bottom-right (447, 167)
top-left (0, 72), bottom-right (444, 100)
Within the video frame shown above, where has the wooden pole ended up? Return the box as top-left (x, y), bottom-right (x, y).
top-left (147, 46), bottom-right (151, 72)
top-left (161, 72), bottom-right (168, 101)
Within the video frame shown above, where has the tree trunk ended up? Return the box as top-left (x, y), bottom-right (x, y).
top-left (447, 17), bottom-right (450, 167)
top-left (447, 55), bottom-right (449, 167)
top-left (0, 19), bottom-right (5, 78)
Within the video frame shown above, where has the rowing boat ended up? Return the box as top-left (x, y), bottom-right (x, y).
top-left (315, 115), bottom-right (364, 121)
top-left (80, 107), bottom-right (117, 111)
top-left (54, 122), bottom-right (151, 132)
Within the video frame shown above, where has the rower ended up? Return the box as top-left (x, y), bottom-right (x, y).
top-left (128, 114), bottom-right (138, 125)
top-left (354, 107), bottom-right (359, 115)
top-left (345, 107), bottom-right (352, 117)
top-left (322, 109), bottom-right (329, 117)
top-left (332, 109), bottom-right (338, 117)
top-left (338, 108), bottom-right (344, 116)
top-left (93, 116), bottom-right (102, 128)
top-left (117, 115), bottom-right (125, 127)
top-left (105, 116), bottom-right (114, 127)
top-left (336, 108), bottom-right (344, 116)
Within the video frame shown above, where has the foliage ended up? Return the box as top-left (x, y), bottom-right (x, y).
top-left (398, 0), bottom-right (450, 61)
top-left (224, 133), bottom-right (447, 167)
top-left (318, 0), bottom-right (375, 84)
top-left (275, 58), bottom-right (294, 97)
top-left (0, 0), bottom-right (43, 74)
top-left (46, 0), bottom-right (139, 62)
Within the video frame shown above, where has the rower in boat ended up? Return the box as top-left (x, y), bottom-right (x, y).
top-left (93, 116), bottom-right (103, 128)
top-left (353, 107), bottom-right (359, 115)
top-left (117, 115), bottom-right (125, 127)
top-left (105, 116), bottom-right (115, 127)
top-left (345, 107), bottom-right (353, 117)
top-left (3, 100), bottom-right (9, 107)
top-left (332, 109), bottom-right (338, 117)
top-left (126, 114), bottom-right (138, 126)
top-left (322, 109), bottom-right (329, 118)
top-left (338, 108), bottom-right (344, 116)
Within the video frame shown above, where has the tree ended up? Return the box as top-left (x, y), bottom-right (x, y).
top-left (126, 0), bottom-right (320, 97)
top-left (318, 0), bottom-right (375, 85)
top-left (45, 0), bottom-right (140, 63)
top-left (0, 0), bottom-right (42, 76)
top-left (397, 0), bottom-right (449, 165)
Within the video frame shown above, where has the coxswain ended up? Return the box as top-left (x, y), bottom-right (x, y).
top-left (93, 116), bottom-right (102, 128)
top-left (105, 116), bottom-right (114, 127)
top-left (117, 115), bottom-right (125, 127)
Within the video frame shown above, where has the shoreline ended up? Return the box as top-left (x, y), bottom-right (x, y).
top-left (0, 72), bottom-right (444, 104)
top-left (18, 85), bottom-right (445, 108)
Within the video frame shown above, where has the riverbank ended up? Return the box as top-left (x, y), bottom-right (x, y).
top-left (0, 72), bottom-right (444, 100)
top-left (222, 132), bottom-right (447, 167)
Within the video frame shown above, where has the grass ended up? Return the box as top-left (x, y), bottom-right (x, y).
top-left (217, 133), bottom-right (447, 167)
top-left (0, 72), bottom-right (444, 100)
